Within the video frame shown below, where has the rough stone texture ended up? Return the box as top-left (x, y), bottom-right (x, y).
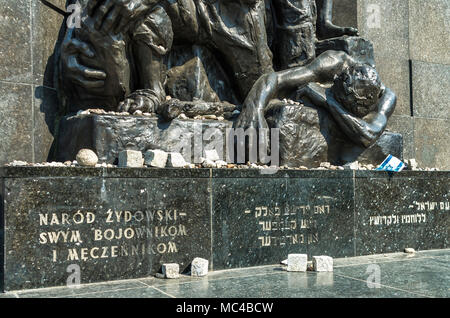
top-left (162, 264), bottom-right (180, 279)
top-left (144, 150), bottom-right (168, 168)
top-left (266, 103), bottom-right (403, 167)
top-left (374, 57), bottom-right (411, 117)
top-left (31, 0), bottom-right (66, 87)
top-left (409, 0), bottom-right (450, 65)
top-left (76, 149), bottom-right (98, 167)
top-left (332, 0), bottom-right (358, 30)
top-left (287, 254), bottom-right (307, 272)
top-left (414, 118), bottom-right (450, 170)
top-left (166, 57), bottom-right (220, 103)
top-left (33, 86), bottom-right (58, 163)
top-left (191, 257), bottom-right (209, 277)
top-left (312, 256), bottom-right (333, 272)
top-left (357, 0), bottom-right (409, 61)
top-left (412, 61), bottom-right (450, 120)
top-left (167, 153), bottom-right (187, 168)
top-left (0, 82), bottom-right (33, 165)
top-left (0, 0), bottom-right (64, 166)
top-left (0, 0), bottom-right (32, 83)
top-left (118, 150), bottom-right (143, 168)
top-left (54, 114), bottom-right (233, 164)
top-left (357, 0), bottom-right (411, 117)
top-left (386, 116), bottom-right (415, 161)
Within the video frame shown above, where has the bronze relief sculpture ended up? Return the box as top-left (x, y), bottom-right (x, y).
top-left (56, 0), bottom-right (400, 166)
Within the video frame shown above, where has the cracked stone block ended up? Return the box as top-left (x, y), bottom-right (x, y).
top-left (191, 258), bottom-right (209, 277)
top-left (287, 254), bottom-right (307, 272)
top-left (312, 256), bottom-right (333, 272)
top-left (144, 149), bottom-right (168, 168)
top-left (162, 263), bottom-right (180, 279)
top-left (118, 150), bottom-right (143, 168)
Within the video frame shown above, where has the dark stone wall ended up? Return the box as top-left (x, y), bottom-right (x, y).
top-left (1, 167), bottom-right (448, 291)
top-left (0, 0), bottom-right (448, 169)
top-left (0, 0), bottom-right (65, 165)
top-left (357, 0), bottom-right (450, 170)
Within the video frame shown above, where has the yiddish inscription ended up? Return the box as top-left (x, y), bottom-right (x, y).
top-left (243, 204), bottom-right (332, 248)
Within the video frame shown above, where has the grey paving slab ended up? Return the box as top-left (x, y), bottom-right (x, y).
top-left (1, 250), bottom-right (448, 298)
top-left (151, 271), bottom-right (420, 298)
top-left (334, 257), bottom-right (450, 298)
top-left (15, 279), bottom-right (145, 298)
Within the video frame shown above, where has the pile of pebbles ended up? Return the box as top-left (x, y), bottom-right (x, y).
top-left (5, 153), bottom-right (440, 171)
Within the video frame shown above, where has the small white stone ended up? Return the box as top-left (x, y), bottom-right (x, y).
top-left (134, 110), bottom-right (143, 116)
top-left (320, 162), bottom-right (331, 169)
top-left (404, 248), bottom-right (416, 254)
top-left (312, 256), bottom-right (333, 272)
top-left (167, 153), bottom-right (187, 168)
top-left (202, 159), bottom-right (216, 168)
top-left (144, 149), bottom-right (168, 168)
top-left (287, 254), bottom-right (307, 272)
top-left (204, 149), bottom-right (220, 162)
top-left (346, 161), bottom-right (359, 170)
top-left (9, 160), bottom-right (28, 166)
top-left (178, 113), bottom-right (188, 120)
top-left (203, 114), bottom-right (217, 120)
top-left (407, 159), bottom-right (418, 171)
top-left (162, 264), bottom-right (179, 279)
top-left (215, 160), bottom-right (228, 168)
top-left (191, 258), bottom-right (209, 277)
top-left (118, 150), bottom-right (143, 168)
top-left (76, 149), bottom-right (98, 167)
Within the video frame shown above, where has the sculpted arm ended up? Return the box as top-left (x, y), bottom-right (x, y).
top-left (324, 87), bottom-right (397, 147)
top-left (236, 51), bottom-right (358, 129)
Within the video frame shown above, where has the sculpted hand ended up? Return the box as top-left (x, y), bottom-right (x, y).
top-left (87, 0), bottom-right (157, 34)
top-left (235, 99), bottom-right (269, 131)
top-left (118, 89), bottom-right (160, 114)
top-left (61, 37), bottom-right (106, 89)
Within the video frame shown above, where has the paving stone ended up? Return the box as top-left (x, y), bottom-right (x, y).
top-left (118, 150), bottom-right (143, 168)
top-left (313, 256), bottom-right (334, 272)
top-left (287, 254), bottom-right (308, 272)
top-left (162, 264), bottom-right (180, 279)
top-left (191, 258), bottom-right (209, 277)
top-left (144, 150), bottom-right (168, 168)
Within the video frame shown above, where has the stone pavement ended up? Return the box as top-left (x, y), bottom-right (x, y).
top-left (1, 249), bottom-right (448, 298)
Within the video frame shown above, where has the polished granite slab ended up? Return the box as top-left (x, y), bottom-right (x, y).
top-left (1, 168), bottom-right (448, 291)
top-left (1, 249), bottom-right (448, 298)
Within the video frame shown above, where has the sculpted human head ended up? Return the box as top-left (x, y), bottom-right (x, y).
top-left (331, 64), bottom-right (382, 118)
